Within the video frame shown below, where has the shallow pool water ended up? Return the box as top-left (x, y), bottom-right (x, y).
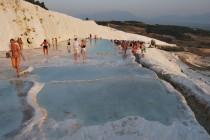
top-left (0, 80), bottom-right (32, 137)
top-left (36, 40), bottom-right (189, 126)
top-left (1, 40), bottom-right (209, 140)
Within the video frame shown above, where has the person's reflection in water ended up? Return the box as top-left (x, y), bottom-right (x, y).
top-left (89, 38), bottom-right (92, 45)
top-left (11, 80), bottom-right (33, 123)
top-left (122, 54), bottom-right (128, 60)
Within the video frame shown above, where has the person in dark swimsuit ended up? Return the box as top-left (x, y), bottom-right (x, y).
top-left (40, 39), bottom-right (50, 56)
top-left (67, 39), bottom-right (71, 53)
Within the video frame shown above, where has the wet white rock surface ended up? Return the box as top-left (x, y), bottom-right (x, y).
top-left (0, 40), bottom-right (209, 140)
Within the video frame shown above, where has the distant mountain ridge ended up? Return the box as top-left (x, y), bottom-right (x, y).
top-left (145, 13), bottom-right (210, 30)
top-left (79, 10), bottom-right (138, 21)
top-left (78, 10), bottom-right (210, 30)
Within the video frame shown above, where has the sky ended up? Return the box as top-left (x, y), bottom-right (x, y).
top-left (41, 0), bottom-right (210, 20)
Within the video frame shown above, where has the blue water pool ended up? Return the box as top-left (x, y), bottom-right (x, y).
top-left (36, 40), bottom-right (189, 126)
top-left (0, 80), bottom-right (32, 138)
top-left (1, 40), bottom-right (209, 140)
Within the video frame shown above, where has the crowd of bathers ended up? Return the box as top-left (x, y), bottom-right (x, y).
top-left (112, 39), bottom-right (156, 62)
top-left (7, 34), bottom-right (100, 77)
top-left (7, 34), bottom-right (156, 77)
top-left (114, 40), bottom-right (146, 55)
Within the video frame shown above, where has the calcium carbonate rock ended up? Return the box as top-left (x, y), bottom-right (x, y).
top-left (0, 0), bottom-right (174, 51)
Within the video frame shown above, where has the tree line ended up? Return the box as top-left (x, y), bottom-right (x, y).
top-left (24, 0), bottom-right (48, 10)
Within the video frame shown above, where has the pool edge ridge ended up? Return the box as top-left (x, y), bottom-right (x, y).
top-left (134, 50), bottom-right (210, 136)
top-left (14, 81), bottom-right (46, 139)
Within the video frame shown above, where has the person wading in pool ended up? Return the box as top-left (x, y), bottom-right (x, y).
top-left (67, 38), bottom-right (71, 53)
top-left (80, 39), bottom-right (87, 63)
top-left (140, 42), bottom-right (146, 57)
top-left (17, 37), bottom-right (25, 61)
top-left (122, 41), bottom-right (128, 56)
top-left (40, 39), bottom-right (50, 56)
top-left (73, 38), bottom-right (80, 64)
top-left (10, 39), bottom-right (21, 77)
top-left (55, 37), bottom-right (58, 50)
top-left (52, 38), bottom-right (55, 49)
top-left (94, 35), bottom-right (97, 40)
top-left (131, 42), bottom-right (141, 63)
top-left (17, 37), bottom-right (23, 50)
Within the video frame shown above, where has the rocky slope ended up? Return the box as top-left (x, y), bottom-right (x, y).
top-left (0, 0), bottom-right (173, 51)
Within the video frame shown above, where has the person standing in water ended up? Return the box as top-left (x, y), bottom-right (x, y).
top-left (122, 41), bottom-right (128, 56)
top-left (10, 39), bottom-right (21, 77)
top-left (17, 37), bottom-right (25, 61)
top-left (17, 37), bottom-right (23, 50)
top-left (94, 35), bottom-right (97, 40)
top-left (55, 37), bottom-right (58, 50)
top-left (80, 39), bottom-right (87, 63)
top-left (67, 38), bottom-right (71, 53)
top-left (52, 38), bottom-right (55, 49)
top-left (40, 39), bottom-right (50, 56)
top-left (141, 42), bottom-right (146, 57)
top-left (73, 38), bottom-right (80, 63)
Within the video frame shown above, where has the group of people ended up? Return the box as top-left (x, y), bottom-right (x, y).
top-left (70, 38), bottom-right (87, 64)
top-left (113, 39), bottom-right (157, 63)
top-left (8, 36), bottom-right (89, 77)
top-left (113, 40), bottom-right (146, 59)
top-left (89, 34), bottom-right (98, 40)
top-left (9, 37), bottom-right (36, 77)
top-left (112, 40), bottom-right (146, 63)
top-left (8, 38), bottom-right (24, 77)
top-left (40, 37), bottom-right (88, 63)
top-left (8, 35), bottom-right (152, 77)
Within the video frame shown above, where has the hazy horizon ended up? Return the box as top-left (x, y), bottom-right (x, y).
top-left (41, 0), bottom-right (210, 16)
top-left (41, 0), bottom-right (210, 29)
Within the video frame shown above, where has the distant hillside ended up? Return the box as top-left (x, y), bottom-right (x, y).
top-left (145, 13), bottom-right (210, 31)
top-left (79, 10), bottom-right (138, 21)
top-left (78, 10), bottom-right (210, 31)
top-left (97, 21), bottom-right (210, 49)
top-left (97, 21), bottom-right (210, 38)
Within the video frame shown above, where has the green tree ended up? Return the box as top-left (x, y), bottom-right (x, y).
top-left (24, 0), bottom-right (48, 10)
